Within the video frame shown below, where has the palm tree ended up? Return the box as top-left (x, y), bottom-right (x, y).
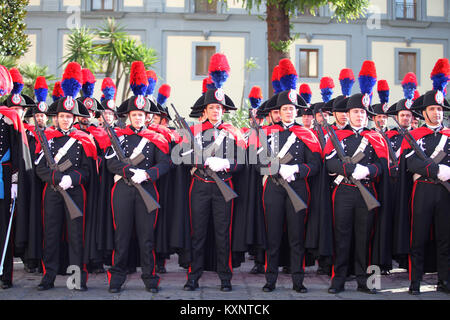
top-left (0, 55), bottom-right (18, 69)
top-left (96, 17), bottom-right (128, 78)
top-left (62, 26), bottom-right (105, 71)
top-left (19, 63), bottom-right (57, 99)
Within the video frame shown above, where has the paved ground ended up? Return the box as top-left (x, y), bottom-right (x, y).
top-left (1, 255), bottom-right (449, 301)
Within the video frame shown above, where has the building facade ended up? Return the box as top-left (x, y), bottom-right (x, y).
top-left (23, 0), bottom-right (450, 118)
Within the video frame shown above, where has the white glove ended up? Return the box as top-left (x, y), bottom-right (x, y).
top-left (59, 175), bottom-right (72, 190)
top-left (437, 164), bottom-right (450, 182)
top-left (130, 168), bottom-right (148, 184)
top-left (279, 164), bottom-right (299, 182)
top-left (352, 164), bottom-right (370, 180)
top-left (11, 184), bottom-right (17, 199)
top-left (205, 157), bottom-right (230, 172)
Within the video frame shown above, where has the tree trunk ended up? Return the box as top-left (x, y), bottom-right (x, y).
top-left (266, 1), bottom-right (291, 98)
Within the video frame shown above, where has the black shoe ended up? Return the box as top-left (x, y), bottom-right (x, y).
top-left (92, 267), bottom-right (105, 274)
top-left (293, 284), bottom-right (308, 293)
top-left (156, 265), bottom-right (167, 274)
top-left (146, 286), bottom-right (159, 293)
top-left (220, 280), bottom-right (232, 292)
top-left (328, 286), bottom-right (344, 294)
top-left (436, 281), bottom-right (450, 294)
top-left (381, 270), bottom-right (390, 276)
top-left (74, 284), bottom-right (88, 292)
top-left (249, 264), bottom-right (265, 274)
top-left (357, 285), bottom-right (377, 294)
top-left (262, 282), bottom-right (276, 292)
top-left (37, 282), bottom-right (54, 291)
top-left (408, 282), bottom-right (420, 295)
top-left (24, 266), bottom-right (37, 273)
top-left (108, 286), bottom-right (121, 293)
top-left (1, 280), bottom-right (12, 289)
top-left (183, 280), bottom-right (199, 291)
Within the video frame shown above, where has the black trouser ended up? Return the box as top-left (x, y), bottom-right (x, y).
top-left (331, 183), bottom-right (376, 289)
top-left (107, 179), bottom-right (159, 289)
top-left (187, 177), bottom-right (233, 282)
top-left (0, 164), bottom-right (13, 283)
top-left (262, 177), bottom-right (309, 286)
top-left (41, 184), bottom-right (87, 285)
top-left (409, 180), bottom-right (450, 283)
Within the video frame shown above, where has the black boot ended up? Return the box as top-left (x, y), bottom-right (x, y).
top-left (437, 281), bottom-right (450, 294)
top-left (262, 282), bottom-right (276, 292)
top-left (220, 280), bottom-right (232, 292)
top-left (408, 281), bottom-right (420, 295)
top-left (183, 279), bottom-right (199, 291)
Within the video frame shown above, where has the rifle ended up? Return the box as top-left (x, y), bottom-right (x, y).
top-left (320, 110), bottom-right (381, 211)
top-left (249, 111), bottom-right (307, 213)
top-left (376, 122), bottom-right (398, 165)
top-left (100, 112), bottom-right (161, 213)
top-left (0, 197), bottom-right (15, 276)
top-left (33, 115), bottom-right (82, 220)
top-left (313, 120), bottom-right (326, 150)
top-left (392, 117), bottom-right (450, 193)
top-left (170, 103), bottom-right (238, 202)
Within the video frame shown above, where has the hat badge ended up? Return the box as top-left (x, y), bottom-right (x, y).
top-left (435, 91), bottom-right (444, 105)
top-left (362, 94), bottom-right (371, 109)
top-left (107, 100), bottom-right (115, 110)
top-left (38, 101), bottom-right (47, 112)
top-left (12, 94), bottom-right (22, 105)
top-left (84, 97), bottom-right (94, 110)
top-left (64, 96), bottom-right (74, 111)
top-left (135, 95), bottom-right (145, 109)
top-left (382, 103), bottom-right (389, 113)
top-left (288, 89), bottom-right (297, 104)
top-left (214, 89), bottom-right (225, 102)
top-left (405, 99), bottom-right (412, 109)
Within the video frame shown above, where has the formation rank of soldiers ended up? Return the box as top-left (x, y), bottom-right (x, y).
top-left (0, 53), bottom-right (448, 296)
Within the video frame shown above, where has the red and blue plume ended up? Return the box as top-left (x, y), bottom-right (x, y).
top-left (278, 59), bottom-right (297, 90)
top-left (52, 81), bottom-right (64, 102)
top-left (272, 65), bottom-right (282, 94)
top-left (130, 61), bottom-right (149, 96)
top-left (146, 70), bottom-right (157, 95)
top-left (100, 94), bottom-right (105, 102)
top-left (377, 80), bottom-right (389, 104)
top-left (413, 89), bottom-right (420, 101)
top-left (9, 68), bottom-right (24, 95)
top-left (101, 77), bottom-right (116, 101)
top-left (157, 84), bottom-right (171, 105)
top-left (299, 84), bottom-right (312, 104)
top-left (34, 76), bottom-right (48, 103)
top-left (248, 86), bottom-right (263, 109)
top-left (320, 77), bottom-right (334, 102)
top-left (81, 68), bottom-right (96, 98)
top-left (0, 65), bottom-right (13, 96)
top-left (339, 68), bottom-right (355, 96)
top-left (358, 60), bottom-right (377, 99)
top-left (430, 58), bottom-right (450, 92)
top-left (61, 62), bottom-right (82, 97)
top-left (401, 72), bottom-right (417, 100)
top-left (202, 76), bottom-right (215, 93)
top-left (208, 53), bottom-right (230, 89)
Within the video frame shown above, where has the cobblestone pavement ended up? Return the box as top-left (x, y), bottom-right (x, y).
top-left (0, 255), bottom-right (449, 300)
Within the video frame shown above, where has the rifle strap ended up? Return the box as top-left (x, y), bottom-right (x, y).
top-left (333, 137), bottom-right (369, 186)
top-left (412, 134), bottom-right (447, 182)
top-left (277, 132), bottom-right (297, 160)
top-left (54, 138), bottom-right (77, 164)
top-left (130, 136), bottom-right (149, 161)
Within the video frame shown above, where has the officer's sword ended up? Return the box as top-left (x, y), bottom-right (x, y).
top-left (0, 197), bottom-right (15, 276)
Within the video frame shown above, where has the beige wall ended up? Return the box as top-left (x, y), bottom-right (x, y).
top-left (166, 0), bottom-right (185, 8)
top-left (289, 38), bottom-right (347, 101)
top-left (426, 0), bottom-right (445, 17)
top-left (63, 0), bottom-right (81, 6)
top-left (166, 35), bottom-right (246, 119)
top-left (28, 0), bottom-right (41, 6)
top-left (371, 41), bottom-right (444, 102)
top-left (226, 0), bottom-right (244, 9)
top-left (124, 0), bottom-right (144, 7)
top-left (19, 34), bottom-right (37, 66)
top-left (369, 0), bottom-right (387, 14)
